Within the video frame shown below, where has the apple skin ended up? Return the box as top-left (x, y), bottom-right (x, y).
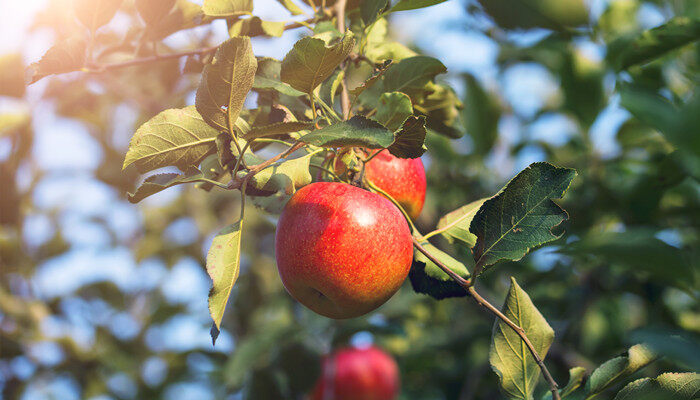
top-left (310, 345), bottom-right (400, 400)
top-left (364, 150), bottom-right (426, 220)
top-left (275, 182), bottom-right (413, 319)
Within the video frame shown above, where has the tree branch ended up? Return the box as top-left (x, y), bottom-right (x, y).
top-left (411, 237), bottom-right (561, 400)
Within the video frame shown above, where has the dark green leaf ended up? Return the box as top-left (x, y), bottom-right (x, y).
top-left (541, 367), bottom-right (587, 399)
top-left (435, 198), bottom-right (488, 247)
top-left (229, 16), bottom-right (285, 37)
top-left (350, 60), bottom-right (392, 97)
top-left (585, 343), bottom-right (658, 396)
top-left (300, 115), bottom-right (394, 148)
top-left (195, 36), bottom-right (257, 133)
top-left (613, 373), bottom-right (699, 400)
top-left (0, 54), bottom-right (25, 98)
top-left (470, 162), bottom-right (577, 274)
top-left (375, 91), bottom-right (412, 131)
top-left (630, 328), bottom-right (700, 371)
top-left (383, 56), bottom-right (447, 94)
top-left (281, 34), bottom-right (355, 94)
top-left (27, 37), bottom-right (87, 84)
top-left (73, 0), bottom-right (124, 31)
top-left (207, 221), bottom-right (243, 333)
top-left (391, 0), bottom-right (447, 12)
top-left (409, 242), bottom-right (469, 299)
top-left (123, 106), bottom-right (219, 173)
top-left (608, 17), bottom-right (700, 70)
top-left (477, 0), bottom-right (588, 31)
top-left (462, 73), bottom-right (500, 154)
top-left (490, 277), bottom-right (555, 400)
top-left (361, 0), bottom-right (389, 25)
top-left (388, 116), bottom-right (427, 159)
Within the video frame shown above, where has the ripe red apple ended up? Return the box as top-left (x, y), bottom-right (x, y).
top-left (363, 150), bottom-right (426, 220)
top-left (310, 345), bottom-right (400, 400)
top-left (275, 182), bottom-right (413, 319)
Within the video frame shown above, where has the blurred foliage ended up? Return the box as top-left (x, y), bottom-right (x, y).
top-left (1, 0), bottom-right (699, 399)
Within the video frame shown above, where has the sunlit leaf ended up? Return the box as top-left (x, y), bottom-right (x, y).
top-left (435, 198), bottom-right (488, 247)
top-left (541, 367), bottom-right (586, 399)
top-left (127, 168), bottom-right (213, 203)
top-left (245, 152), bottom-right (314, 195)
top-left (202, 0), bottom-right (253, 17)
top-left (144, 0), bottom-right (204, 40)
top-left (0, 113), bottom-right (31, 137)
top-left (27, 37), bottom-right (87, 84)
top-left (244, 121), bottom-right (316, 140)
top-left (196, 36), bottom-right (257, 133)
top-left (207, 221), bottom-right (244, 340)
top-left (585, 343), bottom-right (658, 396)
top-left (470, 162), bottom-right (577, 274)
top-left (281, 33), bottom-right (355, 94)
top-left (490, 277), bottom-right (554, 400)
top-left (613, 372), bottom-right (699, 400)
top-left (391, 0), bottom-right (447, 12)
top-left (123, 106), bottom-right (219, 173)
top-left (229, 16), bottom-right (285, 37)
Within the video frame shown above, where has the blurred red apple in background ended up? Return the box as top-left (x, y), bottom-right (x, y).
top-left (275, 182), bottom-right (413, 319)
top-left (310, 345), bottom-right (400, 400)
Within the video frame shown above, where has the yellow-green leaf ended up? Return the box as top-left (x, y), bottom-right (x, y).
top-left (202, 0), bottom-right (253, 17)
top-left (207, 221), bottom-right (244, 333)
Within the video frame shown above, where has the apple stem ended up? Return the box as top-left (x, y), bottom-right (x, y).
top-left (412, 237), bottom-right (561, 400)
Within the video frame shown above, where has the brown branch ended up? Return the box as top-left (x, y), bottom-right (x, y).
top-left (412, 237), bottom-right (561, 400)
top-left (334, 0), bottom-right (351, 119)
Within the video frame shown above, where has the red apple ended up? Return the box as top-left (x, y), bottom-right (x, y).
top-left (275, 182), bottom-right (413, 319)
top-left (364, 150), bottom-right (426, 220)
top-left (310, 345), bottom-right (400, 400)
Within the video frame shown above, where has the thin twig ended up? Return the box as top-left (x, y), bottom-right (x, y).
top-left (411, 237), bottom-right (561, 400)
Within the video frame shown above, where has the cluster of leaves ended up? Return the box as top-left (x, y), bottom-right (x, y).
top-left (1, 0), bottom-right (698, 398)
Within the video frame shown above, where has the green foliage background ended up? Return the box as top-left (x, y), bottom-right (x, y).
top-left (0, 0), bottom-right (698, 399)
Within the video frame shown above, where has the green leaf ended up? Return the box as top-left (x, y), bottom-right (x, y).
top-left (207, 221), bottom-right (244, 335)
top-left (375, 91), bottom-right (413, 131)
top-left (383, 56), bottom-right (447, 95)
top-left (585, 343), bottom-right (658, 396)
top-left (144, 0), bottom-right (204, 40)
top-left (541, 367), bottom-right (586, 399)
top-left (608, 17), bottom-right (700, 70)
top-left (127, 168), bottom-right (213, 203)
top-left (462, 73), bottom-right (500, 154)
top-left (477, 0), bottom-right (588, 31)
top-left (245, 152), bottom-right (314, 195)
top-left (27, 37), bottom-right (87, 84)
top-left (195, 36), bottom-right (257, 133)
top-left (409, 242), bottom-right (470, 299)
top-left (73, 0), bottom-right (124, 31)
top-left (202, 0), bottom-right (253, 17)
top-left (0, 54), bottom-right (25, 98)
top-left (136, 0), bottom-right (176, 25)
top-left (244, 121), bottom-right (316, 140)
top-left (361, 0), bottom-right (389, 25)
top-left (435, 198), bottom-right (488, 247)
top-left (300, 115), bottom-right (394, 148)
top-left (613, 373), bottom-right (699, 400)
top-left (274, 0), bottom-right (305, 15)
top-left (229, 16), bottom-right (285, 37)
top-left (490, 277), bottom-right (555, 400)
top-left (563, 229), bottom-right (697, 292)
top-left (123, 106), bottom-right (219, 173)
top-left (470, 162), bottom-right (576, 274)
top-left (388, 115), bottom-right (427, 159)
top-left (391, 0), bottom-right (447, 12)
top-left (630, 328), bottom-right (700, 372)
top-left (280, 33), bottom-right (355, 94)
top-left (329, 69), bottom-right (345, 105)
top-left (350, 60), bottom-right (392, 97)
